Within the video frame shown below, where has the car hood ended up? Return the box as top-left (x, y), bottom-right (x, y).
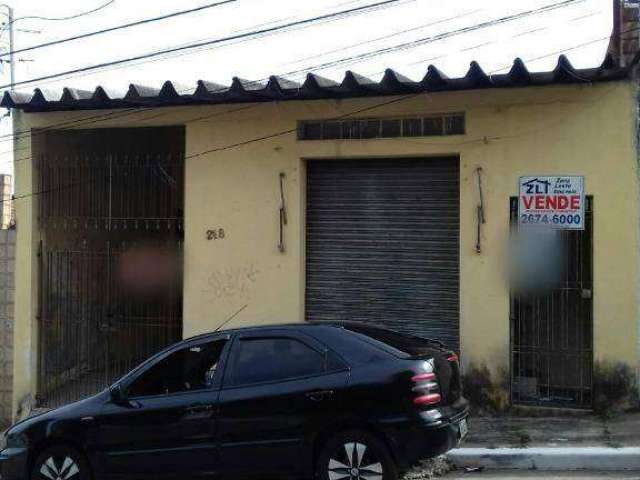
top-left (8, 392), bottom-right (105, 434)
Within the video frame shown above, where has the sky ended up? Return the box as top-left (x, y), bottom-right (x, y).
top-left (0, 0), bottom-right (614, 175)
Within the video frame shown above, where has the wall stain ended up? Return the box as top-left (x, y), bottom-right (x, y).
top-left (206, 264), bottom-right (259, 300)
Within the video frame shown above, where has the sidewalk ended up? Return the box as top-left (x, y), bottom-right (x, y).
top-left (444, 471), bottom-right (640, 479)
top-left (463, 412), bottom-right (640, 448)
top-left (446, 412), bottom-right (640, 471)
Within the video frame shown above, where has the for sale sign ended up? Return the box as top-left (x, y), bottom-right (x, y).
top-left (518, 176), bottom-right (584, 230)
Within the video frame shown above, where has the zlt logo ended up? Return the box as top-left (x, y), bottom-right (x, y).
top-left (522, 178), bottom-right (551, 194)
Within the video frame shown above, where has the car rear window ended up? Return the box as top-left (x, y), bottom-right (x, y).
top-left (342, 324), bottom-right (439, 357)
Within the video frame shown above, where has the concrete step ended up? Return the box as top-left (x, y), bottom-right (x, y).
top-left (447, 447), bottom-right (640, 471)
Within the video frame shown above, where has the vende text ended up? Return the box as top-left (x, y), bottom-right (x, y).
top-left (521, 195), bottom-right (581, 210)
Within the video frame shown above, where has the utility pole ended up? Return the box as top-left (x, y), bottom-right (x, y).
top-left (6, 5), bottom-right (13, 90)
top-left (0, 4), bottom-right (14, 90)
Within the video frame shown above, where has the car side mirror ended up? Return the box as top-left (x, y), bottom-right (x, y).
top-left (109, 384), bottom-right (127, 405)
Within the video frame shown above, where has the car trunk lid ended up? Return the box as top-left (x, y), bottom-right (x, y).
top-left (339, 323), bottom-right (462, 405)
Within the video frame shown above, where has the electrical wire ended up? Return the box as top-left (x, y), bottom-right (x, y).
top-left (5, 93), bottom-right (418, 205)
top-left (0, 0), bottom-right (408, 143)
top-left (0, 0), bottom-right (404, 90)
top-left (4, 0), bottom-right (412, 91)
top-left (277, 0), bottom-right (586, 78)
top-left (0, 0), bottom-right (412, 146)
top-left (0, 0), bottom-right (116, 38)
top-left (2, 27), bottom-right (630, 199)
top-left (17, 0), bottom-right (570, 92)
top-left (12, 0), bottom-right (116, 22)
top-left (0, 0), bottom-right (587, 148)
top-left (0, 39), bottom-right (614, 177)
top-left (0, 0), bottom-right (237, 59)
top-left (278, 8), bottom-right (484, 68)
top-left (0, 2), bottom-right (612, 167)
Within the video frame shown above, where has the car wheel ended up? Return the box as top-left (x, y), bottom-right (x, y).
top-left (31, 445), bottom-right (91, 480)
top-left (317, 430), bottom-right (397, 480)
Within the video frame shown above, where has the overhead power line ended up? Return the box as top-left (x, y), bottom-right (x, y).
top-left (0, 0), bottom-right (403, 89)
top-left (0, 0), bottom-right (238, 59)
top-left (72, 0), bottom-right (579, 97)
top-left (3, 27), bottom-right (627, 171)
top-left (14, 0), bottom-right (115, 22)
top-left (279, 0), bottom-right (585, 77)
top-left (53, 0), bottom-right (577, 92)
top-left (0, 1), bottom-right (627, 195)
top-left (6, 93), bottom-right (416, 206)
top-left (27, 0), bottom-right (413, 91)
top-left (0, 0), bottom-right (598, 150)
top-left (4, 0), bottom-right (410, 91)
top-left (0, 0), bottom-right (409, 144)
top-left (0, 0), bottom-right (116, 38)
top-left (280, 8), bottom-right (483, 68)
top-left (3, 33), bottom-right (624, 206)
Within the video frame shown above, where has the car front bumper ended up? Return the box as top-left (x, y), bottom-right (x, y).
top-left (0, 447), bottom-right (29, 480)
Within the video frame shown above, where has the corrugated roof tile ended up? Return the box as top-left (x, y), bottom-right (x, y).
top-left (194, 80), bottom-right (229, 98)
top-left (159, 81), bottom-right (196, 98)
top-left (61, 87), bottom-right (93, 102)
top-left (1, 57), bottom-right (628, 112)
top-left (465, 61), bottom-right (492, 87)
top-left (507, 58), bottom-right (531, 84)
top-left (380, 69), bottom-right (420, 93)
top-left (125, 84), bottom-right (161, 100)
top-left (423, 65), bottom-right (449, 89)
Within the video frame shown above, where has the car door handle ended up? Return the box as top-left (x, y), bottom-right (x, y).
top-left (186, 404), bottom-right (214, 414)
top-left (305, 390), bottom-right (334, 402)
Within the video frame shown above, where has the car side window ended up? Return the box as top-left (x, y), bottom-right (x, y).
top-left (127, 339), bottom-right (227, 398)
top-left (230, 337), bottom-right (324, 386)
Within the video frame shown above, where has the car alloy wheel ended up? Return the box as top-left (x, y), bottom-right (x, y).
top-left (318, 430), bottom-right (397, 480)
top-left (328, 441), bottom-right (384, 480)
top-left (39, 456), bottom-right (80, 480)
top-left (31, 446), bottom-right (90, 480)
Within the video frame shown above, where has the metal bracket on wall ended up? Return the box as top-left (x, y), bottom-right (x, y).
top-left (475, 167), bottom-right (486, 254)
top-left (278, 172), bottom-right (287, 253)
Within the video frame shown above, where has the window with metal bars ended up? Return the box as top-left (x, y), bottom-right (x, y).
top-left (298, 113), bottom-right (465, 140)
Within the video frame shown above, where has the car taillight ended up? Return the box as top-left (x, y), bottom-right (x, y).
top-left (412, 359), bottom-right (441, 406)
top-left (411, 373), bottom-right (435, 382)
top-left (413, 393), bottom-right (442, 405)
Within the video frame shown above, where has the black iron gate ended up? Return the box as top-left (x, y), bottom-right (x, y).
top-left (35, 128), bottom-right (185, 408)
top-left (38, 245), bottom-right (182, 407)
top-left (510, 197), bottom-right (593, 409)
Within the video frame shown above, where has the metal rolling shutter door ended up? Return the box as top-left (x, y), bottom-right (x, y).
top-left (305, 158), bottom-right (460, 351)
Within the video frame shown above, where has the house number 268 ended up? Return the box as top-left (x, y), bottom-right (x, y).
top-left (206, 228), bottom-right (226, 240)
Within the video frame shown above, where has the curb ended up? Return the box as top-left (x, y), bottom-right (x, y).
top-left (447, 447), bottom-right (640, 471)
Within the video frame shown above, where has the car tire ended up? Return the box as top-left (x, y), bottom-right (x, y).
top-left (31, 444), bottom-right (91, 480)
top-left (316, 429), bottom-right (398, 480)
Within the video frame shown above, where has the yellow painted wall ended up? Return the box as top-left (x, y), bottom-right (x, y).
top-left (12, 109), bottom-right (39, 415)
top-left (13, 81), bottom-right (639, 414)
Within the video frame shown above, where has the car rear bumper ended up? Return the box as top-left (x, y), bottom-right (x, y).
top-left (0, 447), bottom-right (29, 480)
top-left (384, 399), bottom-right (469, 468)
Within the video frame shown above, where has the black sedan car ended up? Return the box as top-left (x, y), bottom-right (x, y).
top-left (0, 322), bottom-right (468, 480)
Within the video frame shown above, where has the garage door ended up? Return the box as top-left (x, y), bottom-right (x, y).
top-left (305, 158), bottom-right (460, 350)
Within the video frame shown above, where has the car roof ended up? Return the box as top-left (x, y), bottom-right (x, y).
top-left (185, 321), bottom-right (341, 342)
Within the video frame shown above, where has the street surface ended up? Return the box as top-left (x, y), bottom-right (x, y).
top-left (444, 471), bottom-right (640, 479)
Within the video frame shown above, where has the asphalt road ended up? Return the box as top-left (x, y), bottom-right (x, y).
top-left (444, 471), bottom-right (640, 479)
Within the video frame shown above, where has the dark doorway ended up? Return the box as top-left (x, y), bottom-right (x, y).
top-left (35, 128), bottom-right (184, 407)
top-left (510, 197), bottom-right (593, 409)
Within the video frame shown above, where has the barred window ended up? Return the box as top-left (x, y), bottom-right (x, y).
top-left (298, 113), bottom-right (465, 140)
